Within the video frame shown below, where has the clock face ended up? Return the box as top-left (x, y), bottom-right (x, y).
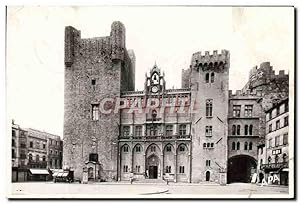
top-left (151, 86), bottom-right (159, 93)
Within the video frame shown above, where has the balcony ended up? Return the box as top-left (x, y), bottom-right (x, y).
top-left (260, 162), bottom-right (288, 170)
top-left (119, 134), bottom-right (191, 141)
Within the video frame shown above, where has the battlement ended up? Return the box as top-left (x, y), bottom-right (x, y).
top-left (249, 62), bottom-right (288, 80)
top-left (191, 49), bottom-right (230, 71)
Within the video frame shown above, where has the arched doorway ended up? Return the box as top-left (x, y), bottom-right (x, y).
top-left (146, 154), bottom-right (160, 179)
top-left (227, 155), bottom-right (257, 183)
top-left (205, 171), bottom-right (210, 181)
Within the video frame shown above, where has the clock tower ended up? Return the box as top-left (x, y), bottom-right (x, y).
top-left (144, 63), bottom-right (166, 94)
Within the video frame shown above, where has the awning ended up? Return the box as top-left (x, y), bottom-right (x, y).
top-left (29, 169), bottom-right (49, 175)
top-left (52, 172), bottom-right (59, 177)
top-left (281, 168), bottom-right (289, 172)
top-left (62, 172), bottom-right (69, 177)
top-left (57, 172), bottom-right (64, 177)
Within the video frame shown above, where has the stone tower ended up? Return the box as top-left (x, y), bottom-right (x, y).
top-left (189, 50), bottom-right (230, 183)
top-left (63, 21), bottom-right (135, 181)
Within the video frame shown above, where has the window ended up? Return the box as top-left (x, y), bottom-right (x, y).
top-left (245, 105), bottom-right (253, 117)
top-left (285, 102), bottom-right (289, 112)
top-left (268, 139), bottom-right (272, 148)
top-left (50, 149), bottom-right (53, 154)
top-left (29, 154), bottom-right (33, 161)
top-left (135, 126), bottom-right (142, 137)
top-left (249, 142), bottom-right (253, 150)
top-left (244, 142), bottom-right (248, 150)
top-left (206, 99), bottom-right (213, 117)
top-left (20, 143), bottom-right (26, 148)
top-left (275, 136), bottom-right (280, 147)
top-left (36, 154), bottom-right (39, 162)
top-left (205, 73), bottom-right (209, 83)
top-left (43, 144), bottom-right (46, 149)
top-left (276, 107), bottom-right (280, 116)
top-left (123, 165), bottom-right (128, 172)
top-left (30, 141), bottom-right (33, 148)
top-left (207, 143), bottom-right (210, 148)
top-left (269, 124), bottom-right (272, 133)
top-left (203, 143), bottom-right (206, 148)
top-left (135, 145), bottom-right (141, 152)
top-left (232, 125), bottom-right (236, 135)
top-left (166, 145), bottom-right (172, 152)
top-left (283, 133), bottom-right (288, 145)
top-left (284, 116), bottom-right (289, 127)
top-left (150, 146), bottom-right (156, 152)
top-left (249, 125), bottom-right (253, 135)
top-left (12, 139), bottom-right (15, 147)
top-left (92, 104), bottom-right (99, 120)
top-left (179, 124), bottom-right (187, 136)
top-left (244, 125), bottom-right (248, 135)
top-left (210, 143), bottom-right (214, 148)
top-left (20, 154), bottom-right (26, 159)
top-left (179, 166), bottom-right (185, 173)
top-left (232, 142), bottom-right (236, 150)
top-left (136, 165), bottom-right (140, 173)
top-left (211, 72), bottom-right (215, 83)
top-left (42, 156), bottom-right (46, 161)
top-left (166, 166), bottom-right (171, 173)
top-left (12, 130), bottom-right (16, 137)
top-left (91, 79), bottom-right (96, 85)
top-left (237, 125), bottom-right (241, 135)
top-left (179, 145), bottom-right (185, 152)
top-left (205, 126), bottom-right (212, 137)
top-left (236, 142), bottom-right (240, 150)
top-left (276, 120), bottom-right (280, 130)
top-left (166, 125), bottom-right (173, 136)
top-left (206, 160), bottom-right (211, 166)
top-left (123, 126), bottom-right (130, 137)
top-left (55, 150), bottom-right (58, 155)
top-left (123, 145), bottom-right (129, 152)
top-left (233, 105), bottom-right (241, 117)
top-left (12, 149), bottom-right (16, 158)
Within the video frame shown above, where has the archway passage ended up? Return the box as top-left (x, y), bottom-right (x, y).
top-left (227, 155), bottom-right (257, 183)
top-left (146, 154), bottom-right (160, 179)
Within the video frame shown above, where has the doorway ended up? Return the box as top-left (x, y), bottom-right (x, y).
top-left (206, 171), bottom-right (210, 181)
top-left (149, 166), bottom-right (158, 179)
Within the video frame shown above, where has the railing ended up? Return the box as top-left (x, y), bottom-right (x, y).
top-left (260, 162), bottom-right (288, 170)
top-left (119, 134), bottom-right (191, 141)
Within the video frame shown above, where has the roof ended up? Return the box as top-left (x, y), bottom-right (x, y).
top-left (29, 169), bottom-right (49, 175)
top-left (265, 97), bottom-right (289, 113)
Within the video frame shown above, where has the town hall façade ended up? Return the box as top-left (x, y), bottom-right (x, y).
top-left (63, 21), bottom-right (289, 184)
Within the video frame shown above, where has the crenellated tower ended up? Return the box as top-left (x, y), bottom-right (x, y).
top-left (189, 50), bottom-right (230, 184)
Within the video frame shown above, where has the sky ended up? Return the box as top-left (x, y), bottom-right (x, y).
top-left (6, 6), bottom-right (294, 136)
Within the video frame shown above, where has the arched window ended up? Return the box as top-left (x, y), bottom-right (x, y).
top-left (249, 142), bottom-right (253, 150)
top-left (150, 145), bottom-right (156, 152)
top-left (237, 142), bottom-right (240, 150)
top-left (245, 125), bottom-right (248, 135)
top-left (232, 125), bottom-right (236, 135)
top-left (268, 156), bottom-right (272, 164)
top-left (152, 110), bottom-right (157, 119)
top-left (123, 145), bottom-right (129, 152)
top-left (249, 125), bottom-right (253, 135)
top-left (42, 156), bottom-right (46, 161)
top-left (237, 125), bottom-right (241, 135)
top-left (166, 145), bottom-right (172, 152)
top-left (205, 73), bottom-right (210, 83)
top-left (179, 145), bottom-right (185, 152)
top-left (135, 145), bottom-right (141, 152)
top-left (203, 143), bottom-right (206, 148)
top-left (232, 142), bottom-right (236, 150)
top-left (207, 143), bottom-right (210, 148)
top-left (244, 142), bottom-right (248, 150)
top-left (29, 153), bottom-right (33, 161)
top-left (211, 72), bottom-right (215, 83)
